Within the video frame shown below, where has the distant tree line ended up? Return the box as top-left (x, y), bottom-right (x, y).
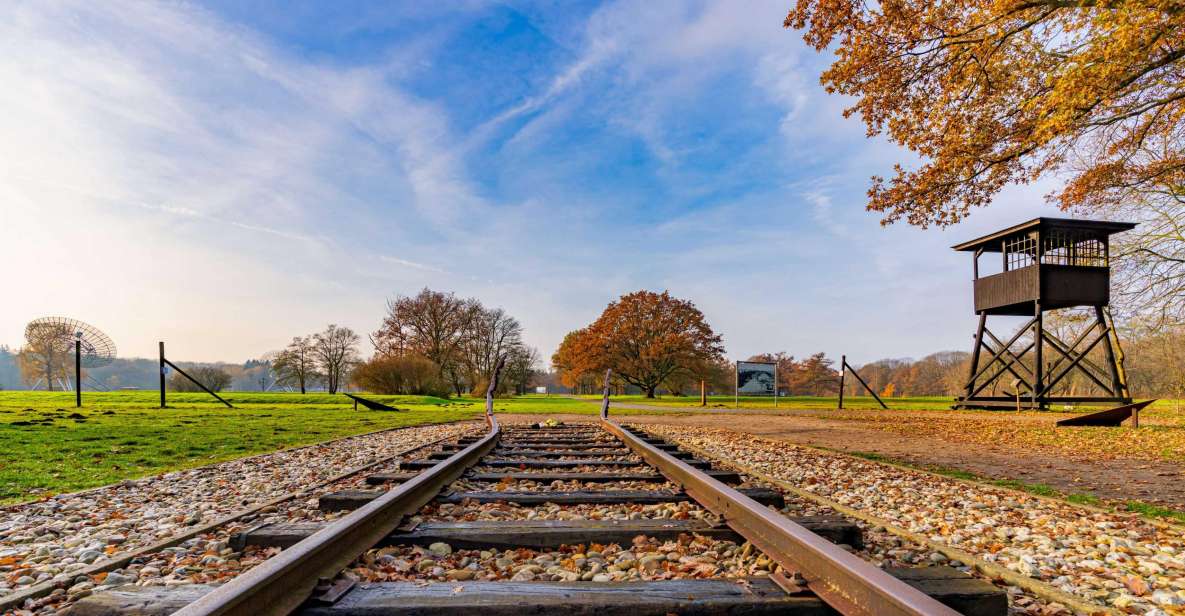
top-left (6, 298), bottom-right (1185, 400)
top-left (354, 288), bottom-right (541, 397)
top-left (270, 324), bottom-right (361, 394)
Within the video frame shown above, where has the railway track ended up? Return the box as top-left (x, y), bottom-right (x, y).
top-left (66, 415), bottom-right (1006, 616)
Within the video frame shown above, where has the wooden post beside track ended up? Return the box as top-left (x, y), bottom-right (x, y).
top-left (600, 369), bottom-right (612, 419)
top-left (838, 355), bottom-right (846, 410)
top-left (159, 341), bottom-right (166, 409)
top-left (159, 341), bottom-right (234, 409)
top-left (75, 340), bottom-right (82, 408)
top-left (843, 357), bottom-right (888, 410)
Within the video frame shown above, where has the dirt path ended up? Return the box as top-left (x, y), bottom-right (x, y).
top-left (508, 410), bottom-right (1185, 511)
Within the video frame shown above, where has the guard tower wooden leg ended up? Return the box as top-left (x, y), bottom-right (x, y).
top-left (965, 313), bottom-right (986, 401)
top-left (1096, 306), bottom-right (1124, 399)
top-left (1033, 303), bottom-right (1043, 410)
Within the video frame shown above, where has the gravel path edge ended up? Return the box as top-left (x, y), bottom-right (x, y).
top-left (667, 435), bottom-right (1116, 616)
top-left (807, 444), bottom-right (1185, 536)
top-left (0, 424), bottom-right (467, 612)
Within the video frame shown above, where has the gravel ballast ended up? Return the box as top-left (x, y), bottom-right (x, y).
top-left (344, 533), bottom-right (770, 583)
top-left (644, 424), bottom-right (1185, 615)
top-left (0, 423), bottom-right (471, 603)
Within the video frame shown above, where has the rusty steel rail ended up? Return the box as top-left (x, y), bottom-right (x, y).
top-left (172, 416), bottom-right (501, 616)
top-left (601, 420), bottom-right (960, 616)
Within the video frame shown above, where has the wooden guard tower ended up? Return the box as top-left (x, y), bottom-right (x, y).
top-left (952, 217), bottom-right (1136, 410)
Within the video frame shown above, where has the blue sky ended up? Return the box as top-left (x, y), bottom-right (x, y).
top-left (0, 1), bottom-right (1067, 364)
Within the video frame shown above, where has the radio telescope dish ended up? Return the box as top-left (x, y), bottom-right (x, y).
top-left (24, 317), bottom-right (117, 368)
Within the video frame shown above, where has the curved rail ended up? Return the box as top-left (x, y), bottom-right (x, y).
top-left (172, 416), bottom-right (501, 616)
top-left (601, 419), bottom-right (960, 616)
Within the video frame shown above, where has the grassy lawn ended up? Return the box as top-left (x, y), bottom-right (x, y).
top-left (0, 391), bottom-right (484, 504)
top-left (5, 389), bottom-right (1183, 505)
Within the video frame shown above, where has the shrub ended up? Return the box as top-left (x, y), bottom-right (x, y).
top-left (169, 365), bottom-right (232, 392)
top-left (353, 355), bottom-right (449, 397)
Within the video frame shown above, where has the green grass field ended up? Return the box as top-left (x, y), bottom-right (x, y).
top-left (0, 391), bottom-right (487, 504)
top-left (0, 391), bottom-right (648, 504)
top-left (4, 390), bottom-right (1180, 506)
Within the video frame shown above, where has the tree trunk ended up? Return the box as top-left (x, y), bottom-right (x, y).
top-left (645, 386), bottom-right (657, 398)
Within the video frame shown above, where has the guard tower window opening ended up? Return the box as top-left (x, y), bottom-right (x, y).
top-left (1003, 235), bottom-right (1037, 271)
top-left (1041, 231), bottom-right (1108, 267)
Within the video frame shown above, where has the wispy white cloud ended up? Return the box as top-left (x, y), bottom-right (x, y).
top-left (378, 255), bottom-right (449, 275)
top-left (133, 202), bottom-right (328, 245)
top-left (0, 1), bottom-right (492, 358)
top-left (0, 0), bottom-right (1069, 367)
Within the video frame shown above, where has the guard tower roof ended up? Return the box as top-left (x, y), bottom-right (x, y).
top-left (951, 217), bottom-right (1136, 252)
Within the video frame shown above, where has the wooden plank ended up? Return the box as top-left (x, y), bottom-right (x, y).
top-left (300, 579), bottom-right (827, 616)
top-left (319, 488), bottom-right (784, 511)
top-left (64, 579), bottom-right (827, 616)
top-left (430, 450), bottom-right (634, 460)
top-left (493, 449), bottom-right (634, 455)
top-left (65, 584), bottom-right (213, 616)
top-left (343, 393), bottom-right (402, 412)
top-left (403, 459), bottom-right (649, 469)
top-left (402, 459), bottom-right (713, 470)
top-left (504, 430), bottom-right (603, 434)
top-left (63, 569), bottom-right (999, 616)
top-left (460, 470), bottom-right (743, 484)
top-left (437, 488), bottom-right (784, 507)
top-left (232, 517), bottom-right (861, 551)
top-left (495, 440), bottom-right (616, 445)
top-left (504, 433), bottom-right (602, 438)
top-left (449, 442), bottom-right (680, 451)
top-left (368, 471), bottom-right (670, 485)
top-left (1055, 400), bottom-right (1153, 427)
top-left (363, 472), bottom-right (419, 484)
top-left (492, 451), bottom-right (692, 459)
top-left (886, 567), bottom-right (1007, 616)
top-left (507, 428), bottom-right (601, 433)
top-left (500, 436), bottom-right (606, 441)
top-left (464, 458), bottom-right (711, 469)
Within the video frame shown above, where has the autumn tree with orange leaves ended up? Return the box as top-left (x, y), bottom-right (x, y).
top-left (784, 1), bottom-right (1184, 228)
top-left (552, 291), bottom-right (724, 398)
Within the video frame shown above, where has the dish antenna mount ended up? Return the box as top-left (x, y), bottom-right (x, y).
top-left (24, 317), bottom-right (117, 404)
